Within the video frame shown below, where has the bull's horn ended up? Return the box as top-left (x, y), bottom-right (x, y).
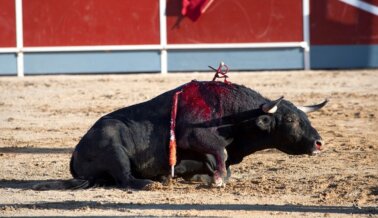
top-left (262, 96), bottom-right (284, 114)
top-left (297, 99), bottom-right (328, 113)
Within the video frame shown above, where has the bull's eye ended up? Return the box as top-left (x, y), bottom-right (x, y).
top-left (262, 117), bottom-right (270, 123)
top-left (285, 116), bottom-right (294, 123)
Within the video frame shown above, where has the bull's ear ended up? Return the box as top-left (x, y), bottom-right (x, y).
top-left (256, 115), bottom-right (273, 131)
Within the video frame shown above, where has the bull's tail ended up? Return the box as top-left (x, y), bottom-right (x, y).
top-left (32, 178), bottom-right (92, 190)
top-left (33, 152), bottom-right (93, 190)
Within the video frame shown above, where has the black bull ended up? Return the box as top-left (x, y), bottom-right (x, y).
top-left (35, 80), bottom-right (327, 190)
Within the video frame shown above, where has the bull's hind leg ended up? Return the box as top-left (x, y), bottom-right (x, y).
top-left (107, 151), bottom-right (154, 190)
top-left (96, 119), bottom-right (154, 190)
top-left (74, 118), bottom-right (154, 190)
top-left (77, 143), bottom-right (154, 190)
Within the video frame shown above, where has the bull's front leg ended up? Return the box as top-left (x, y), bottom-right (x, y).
top-left (178, 128), bottom-right (231, 187)
top-left (177, 148), bottom-right (228, 187)
top-left (175, 151), bottom-right (232, 185)
top-left (211, 148), bottom-right (228, 187)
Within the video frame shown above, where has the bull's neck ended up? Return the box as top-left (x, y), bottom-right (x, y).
top-left (226, 130), bottom-right (275, 166)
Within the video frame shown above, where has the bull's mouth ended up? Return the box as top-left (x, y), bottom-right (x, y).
top-left (310, 146), bottom-right (323, 156)
top-left (310, 149), bottom-right (321, 155)
top-left (278, 144), bottom-right (324, 156)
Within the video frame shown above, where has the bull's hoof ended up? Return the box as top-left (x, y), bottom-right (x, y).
top-left (212, 176), bottom-right (226, 188)
top-left (142, 182), bottom-right (164, 191)
top-left (158, 175), bottom-right (172, 186)
top-left (183, 174), bottom-right (212, 184)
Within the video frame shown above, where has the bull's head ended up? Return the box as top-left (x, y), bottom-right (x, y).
top-left (257, 97), bottom-right (328, 155)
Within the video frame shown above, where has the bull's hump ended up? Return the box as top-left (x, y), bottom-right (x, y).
top-left (178, 81), bottom-right (234, 120)
top-left (182, 80), bottom-right (232, 96)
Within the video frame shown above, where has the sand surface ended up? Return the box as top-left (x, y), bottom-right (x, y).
top-left (0, 70), bottom-right (377, 217)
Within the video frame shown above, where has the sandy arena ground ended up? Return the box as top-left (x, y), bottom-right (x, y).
top-left (0, 70), bottom-right (377, 217)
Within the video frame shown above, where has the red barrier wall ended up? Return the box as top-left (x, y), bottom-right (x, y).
top-left (0, 0), bottom-right (16, 47)
top-left (166, 0), bottom-right (303, 44)
top-left (3, 0), bottom-right (378, 48)
top-left (23, 0), bottom-right (160, 46)
top-left (3, 0), bottom-right (304, 47)
top-left (311, 0), bottom-right (378, 45)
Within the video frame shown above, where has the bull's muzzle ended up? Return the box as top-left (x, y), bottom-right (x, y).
top-left (312, 139), bottom-right (324, 155)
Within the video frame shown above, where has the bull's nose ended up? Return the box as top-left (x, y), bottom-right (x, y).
top-left (315, 139), bottom-right (324, 150)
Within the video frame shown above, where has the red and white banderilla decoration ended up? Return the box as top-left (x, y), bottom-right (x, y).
top-left (169, 90), bottom-right (182, 177)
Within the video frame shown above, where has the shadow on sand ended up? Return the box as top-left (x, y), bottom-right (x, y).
top-left (0, 147), bottom-right (73, 154)
top-left (0, 200), bottom-right (376, 215)
top-left (0, 179), bottom-right (377, 215)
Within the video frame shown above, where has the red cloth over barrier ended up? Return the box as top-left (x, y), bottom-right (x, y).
top-left (181, 0), bottom-right (214, 21)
